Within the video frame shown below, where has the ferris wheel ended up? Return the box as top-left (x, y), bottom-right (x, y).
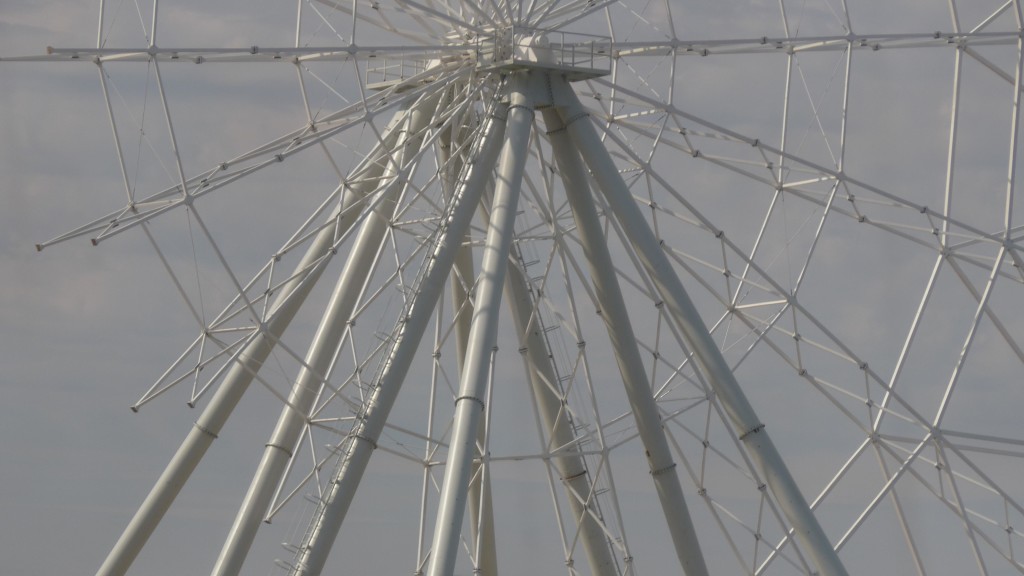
top-left (6, 0), bottom-right (1024, 575)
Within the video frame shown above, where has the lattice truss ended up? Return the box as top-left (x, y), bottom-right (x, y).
top-left (7, 0), bottom-right (1024, 574)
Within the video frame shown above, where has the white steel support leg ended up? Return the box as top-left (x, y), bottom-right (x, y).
top-left (440, 106), bottom-right (499, 576)
top-left (211, 94), bottom-right (439, 576)
top-left (291, 96), bottom-right (511, 576)
top-left (542, 107), bottom-right (709, 576)
top-left (553, 79), bottom-right (850, 576)
top-left (459, 234), bottom-right (499, 576)
top-left (504, 248), bottom-right (620, 575)
top-left (426, 74), bottom-right (535, 576)
top-left (95, 111), bottom-right (409, 576)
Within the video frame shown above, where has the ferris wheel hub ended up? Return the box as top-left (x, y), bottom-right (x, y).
top-left (474, 25), bottom-right (612, 81)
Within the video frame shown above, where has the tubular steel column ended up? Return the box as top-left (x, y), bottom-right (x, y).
top-left (96, 111), bottom-right (409, 576)
top-left (290, 95), bottom-right (511, 576)
top-left (440, 102), bottom-right (499, 576)
top-left (211, 94), bottom-right (440, 576)
top-left (503, 250), bottom-right (620, 575)
top-left (543, 107), bottom-right (709, 576)
top-left (553, 78), bottom-right (849, 576)
top-left (425, 73), bottom-right (535, 576)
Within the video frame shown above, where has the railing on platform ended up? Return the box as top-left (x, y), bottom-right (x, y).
top-left (475, 26), bottom-right (612, 78)
top-left (363, 26), bottom-right (613, 90)
top-left (364, 55), bottom-right (428, 89)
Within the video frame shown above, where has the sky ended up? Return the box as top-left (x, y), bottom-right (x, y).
top-left (2, 1), bottom-right (1024, 575)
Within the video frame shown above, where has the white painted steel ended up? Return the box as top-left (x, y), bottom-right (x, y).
top-left (17, 2), bottom-right (1024, 575)
top-left (426, 74), bottom-right (534, 576)
top-left (439, 96), bottom-right (499, 576)
top-left (503, 244), bottom-right (621, 576)
top-left (543, 106), bottom-right (710, 576)
top-left (211, 93), bottom-right (440, 576)
top-left (553, 78), bottom-right (849, 576)
top-left (95, 107), bottom-right (413, 576)
top-left (96, 215), bottom-right (326, 576)
top-left (290, 95), bottom-right (511, 576)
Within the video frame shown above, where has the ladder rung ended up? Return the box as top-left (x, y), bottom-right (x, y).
top-left (274, 558), bottom-right (297, 571)
top-left (281, 542), bottom-right (300, 553)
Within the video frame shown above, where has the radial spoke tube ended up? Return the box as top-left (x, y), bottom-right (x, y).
top-left (543, 106), bottom-right (709, 576)
top-left (95, 109), bottom-right (410, 576)
top-left (210, 93), bottom-right (440, 576)
top-left (426, 73), bottom-right (535, 576)
top-left (552, 77), bottom-right (849, 576)
top-left (289, 94), bottom-right (511, 576)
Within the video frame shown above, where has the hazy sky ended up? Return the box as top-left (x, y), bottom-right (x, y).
top-left (2, 1), bottom-right (1024, 575)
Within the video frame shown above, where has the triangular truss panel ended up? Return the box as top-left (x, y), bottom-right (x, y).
top-left (5, 1), bottom-right (1024, 575)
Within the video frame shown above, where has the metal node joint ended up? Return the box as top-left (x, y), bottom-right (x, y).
top-left (561, 110), bottom-right (590, 127)
top-left (739, 423), bottom-right (765, 441)
top-left (265, 442), bottom-right (294, 459)
top-left (650, 462), bottom-right (678, 477)
top-left (193, 421), bottom-right (219, 439)
top-left (454, 395), bottom-right (485, 409)
top-left (507, 102), bottom-right (536, 117)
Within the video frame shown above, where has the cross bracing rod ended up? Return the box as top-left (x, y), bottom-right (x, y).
top-left (210, 91), bottom-right (441, 576)
top-left (13, 44), bottom-right (470, 63)
top-left (34, 71), bottom-right (460, 251)
top-left (543, 106), bottom-right (709, 576)
top-left (426, 73), bottom-right (535, 576)
top-left (551, 76), bottom-right (850, 576)
top-left (611, 31), bottom-right (1023, 56)
top-left (288, 92), bottom-right (511, 576)
top-left (503, 244), bottom-right (622, 576)
top-left (18, 29), bottom-right (1023, 66)
top-left (439, 96), bottom-right (500, 576)
top-left (94, 107), bottom-right (411, 576)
